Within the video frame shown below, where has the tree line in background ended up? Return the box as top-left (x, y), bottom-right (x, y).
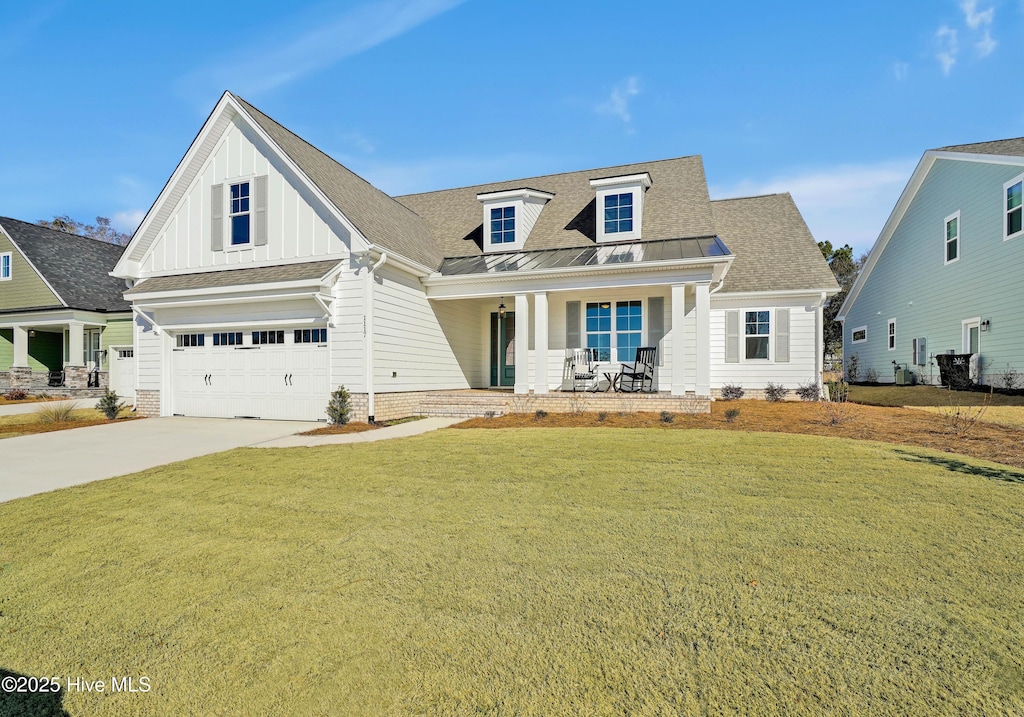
top-left (37, 215), bottom-right (132, 246)
top-left (818, 240), bottom-right (867, 363)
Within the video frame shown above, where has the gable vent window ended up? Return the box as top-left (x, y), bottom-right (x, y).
top-left (490, 206), bottom-right (515, 244)
top-left (0, 252), bottom-right (10, 280)
top-left (230, 182), bottom-right (251, 245)
top-left (1007, 175), bottom-right (1023, 240)
top-left (252, 330), bottom-right (285, 345)
top-left (604, 193), bottom-right (634, 234)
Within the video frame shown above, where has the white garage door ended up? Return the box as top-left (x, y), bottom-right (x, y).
top-left (171, 330), bottom-right (328, 421)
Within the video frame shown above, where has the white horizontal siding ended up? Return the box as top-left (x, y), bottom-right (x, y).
top-left (135, 319), bottom-right (163, 391)
top-left (372, 265), bottom-right (473, 392)
top-left (710, 295), bottom-right (819, 389)
top-left (332, 262), bottom-right (365, 392)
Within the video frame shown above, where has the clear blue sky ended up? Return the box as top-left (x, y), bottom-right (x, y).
top-left (1, 1), bottom-right (1021, 257)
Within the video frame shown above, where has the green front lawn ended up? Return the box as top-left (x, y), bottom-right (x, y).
top-left (2, 430), bottom-right (1023, 715)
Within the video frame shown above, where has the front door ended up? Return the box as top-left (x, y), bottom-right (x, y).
top-left (489, 312), bottom-right (515, 387)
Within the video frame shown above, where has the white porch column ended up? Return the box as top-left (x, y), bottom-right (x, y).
top-left (67, 321), bottom-right (85, 367)
top-left (12, 325), bottom-right (29, 367)
top-left (533, 291), bottom-right (548, 394)
top-left (695, 281), bottom-right (711, 396)
top-left (514, 294), bottom-right (529, 394)
top-left (671, 284), bottom-right (686, 395)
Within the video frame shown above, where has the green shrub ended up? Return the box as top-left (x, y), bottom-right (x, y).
top-left (660, 411), bottom-right (674, 423)
top-left (326, 385), bottom-right (352, 425)
top-left (725, 408), bottom-right (740, 423)
top-left (35, 402), bottom-right (77, 424)
top-left (95, 389), bottom-right (125, 420)
top-left (796, 381), bottom-right (821, 401)
top-left (534, 409), bottom-right (548, 420)
top-left (846, 354), bottom-right (860, 382)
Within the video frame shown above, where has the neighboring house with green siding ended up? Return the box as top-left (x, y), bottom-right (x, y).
top-left (837, 138), bottom-right (1024, 385)
top-left (0, 217), bottom-right (133, 395)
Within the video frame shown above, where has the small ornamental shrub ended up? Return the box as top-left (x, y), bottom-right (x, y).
top-left (825, 380), bottom-right (850, 402)
top-left (864, 367), bottom-right (879, 383)
top-left (534, 409), bottom-right (548, 420)
top-left (660, 411), bottom-right (674, 423)
top-left (96, 389), bottom-right (125, 420)
top-left (725, 408), bottom-right (740, 423)
top-left (764, 382), bottom-right (789, 402)
top-left (846, 354), bottom-right (860, 382)
top-left (720, 384), bottom-right (745, 401)
top-left (4, 388), bottom-right (29, 401)
top-left (35, 401), bottom-right (77, 424)
top-left (998, 364), bottom-right (1020, 391)
top-left (597, 411), bottom-right (608, 422)
top-left (796, 381), bottom-right (821, 402)
top-left (326, 385), bottom-right (352, 425)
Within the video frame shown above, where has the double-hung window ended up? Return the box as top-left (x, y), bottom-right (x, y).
top-left (1007, 174), bottom-right (1023, 240)
top-left (745, 311), bottom-right (770, 360)
top-left (585, 300), bottom-right (642, 362)
top-left (490, 206), bottom-right (515, 244)
top-left (230, 182), bottom-right (251, 246)
top-left (604, 193), bottom-right (634, 235)
top-left (944, 212), bottom-right (959, 264)
top-left (0, 252), bottom-right (10, 280)
top-left (888, 319), bottom-right (896, 351)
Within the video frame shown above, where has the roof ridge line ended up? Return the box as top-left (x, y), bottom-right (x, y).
top-left (0, 215), bottom-right (127, 249)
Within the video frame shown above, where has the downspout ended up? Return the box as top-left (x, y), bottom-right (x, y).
top-left (817, 292), bottom-right (826, 397)
top-left (364, 251), bottom-right (387, 423)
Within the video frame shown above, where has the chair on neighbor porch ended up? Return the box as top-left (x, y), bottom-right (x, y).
top-left (566, 348), bottom-right (600, 392)
top-left (47, 370), bottom-right (65, 387)
top-left (619, 346), bottom-right (657, 393)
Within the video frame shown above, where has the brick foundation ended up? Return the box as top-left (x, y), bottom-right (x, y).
top-left (136, 390), bottom-right (161, 417)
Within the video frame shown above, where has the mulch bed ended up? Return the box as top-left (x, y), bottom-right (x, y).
top-left (454, 400), bottom-right (1024, 471)
top-left (0, 416), bottom-right (142, 438)
top-left (300, 422), bottom-right (380, 436)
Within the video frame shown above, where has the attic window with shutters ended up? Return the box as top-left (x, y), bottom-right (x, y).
top-left (589, 173), bottom-right (652, 243)
top-left (211, 176), bottom-right (268, 252)
top-left (476, 188), bottom-right (554, 254)
top-left (230, 182), bottom-right (251, 245)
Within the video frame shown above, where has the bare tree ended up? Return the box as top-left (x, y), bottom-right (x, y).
top-left (38, 215), bottom-right (132, 246)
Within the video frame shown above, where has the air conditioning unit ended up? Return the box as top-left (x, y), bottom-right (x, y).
top-left (895, 367), bottom-right (913, 385)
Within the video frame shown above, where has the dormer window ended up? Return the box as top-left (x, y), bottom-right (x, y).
top-left (477, 188), bottom-right (554, 253)
top-left (590, 173), bottom-right (651, 243)
top-left (604, 193), bottom-right (633, 234)
top-left (490, 206), bottom-right (516, 244)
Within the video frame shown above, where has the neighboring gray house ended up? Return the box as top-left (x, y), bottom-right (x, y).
top-left (837, 138), bottom-right (1024, 385)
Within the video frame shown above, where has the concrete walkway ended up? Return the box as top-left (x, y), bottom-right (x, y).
top-left (0, 416), bottom-right (320, 503)
top-left (252, 417), bottom-right (462, 448)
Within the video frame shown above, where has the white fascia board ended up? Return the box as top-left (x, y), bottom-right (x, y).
top-left (716, 288), bottom-right (839, 299)
top-left (362, 245), bottom-right (434, 278)
top-left (589, 173), bottom-right (652, 189)
top-left (926, 150), bottom-right (1024, 167)
top-left (0, 309), bottom-right (114, 327)
top-left (0, 226), bottom-right (68, 306)
top-left (836, 154), bottom-right (934, 322)
top-left (476, 188), bottom-right (555, 202)
top-left (125, 278), bottom-right (324, 303)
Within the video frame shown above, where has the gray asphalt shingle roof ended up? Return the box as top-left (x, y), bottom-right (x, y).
top-left (936, 137), bottom-right (1024, 157)
top-left (125, 259), bottom-right (341, 295)
top-left (0, 217), bottom-right (129, 312)
top-left (232, 95), bottom-right (441, 270)
top-left (395, 156), bottom-right (717, 259)
top-left (710, 194), bottom-right (839, 294)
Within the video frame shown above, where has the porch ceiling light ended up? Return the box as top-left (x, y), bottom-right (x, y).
top-left (498, 297), bottom-right (507, 318)
top-left (28, 330), bottom-right (35, 338)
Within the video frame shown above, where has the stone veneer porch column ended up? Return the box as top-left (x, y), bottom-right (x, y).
top-left (65, 321), bottom-right (88, 389)
top-left (514, 294), bottom-right (529, 394)
top-left (533, 291), bottom-right (548, 394)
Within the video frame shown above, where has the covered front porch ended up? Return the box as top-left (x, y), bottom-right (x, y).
top-left (0, 310), bottom-right (127, 391)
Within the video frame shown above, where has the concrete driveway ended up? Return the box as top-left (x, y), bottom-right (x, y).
top-left (1, 417), bottom-right (319, 503)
